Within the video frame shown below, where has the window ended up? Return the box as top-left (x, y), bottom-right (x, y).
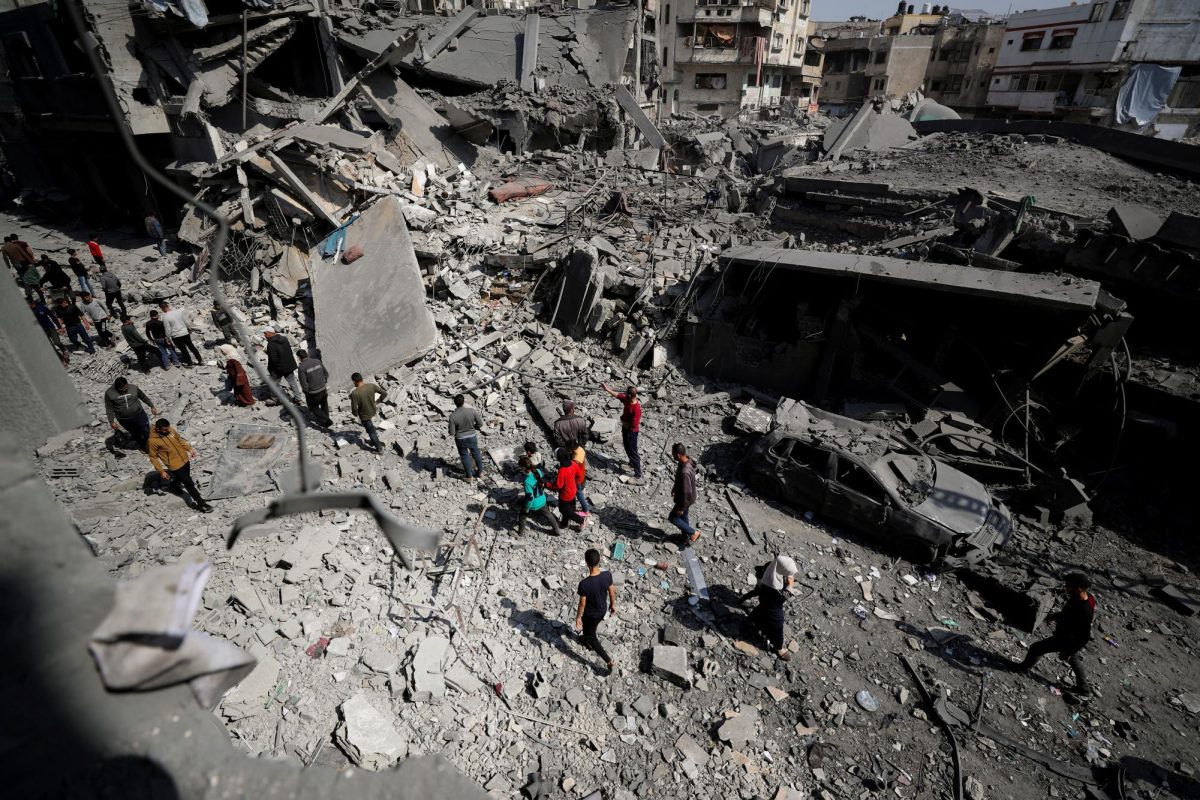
top-left (1021, 32), bottom-right (1044, 51)
top-left (665, 2), bottom-right (671, 21)
top-left (771, 73), bottom-right (782, 88)
top-left (1048, 31), bottom-right (1075, 49)
top-left (947, 74), bottom-right (963, 92)
top-left (769, 439), bottom-right (794, 459)
top-left (929, 49), bottom-right (936, 61)
top-left (1110, 0), bottom-right (1130, 20)
top-left (873, 77), bottom-right (885, 90)
top-left (938, 49), bottom-right (950, 61)
top-left (663, 46), bottom-right (667, 65)
top-left (1007, 39), bottom-right (1013, 45)
top-left (696, 103), bottom-right (719, 111)
top-left (930, 79), bottom-right (944, 91)
top-left (772, 33), bottom-right (784, 51)
top-left (1089, 2), bottom-right (1107, 21)
top-left (835, 459), bottom-right (887, 503)
top-left (789, 441), bottom-right (829, 471)
top-left (988, 47), bottom-right (994, 53)
top-left (695, 73), bottom-right (727, 89)
top-left (992, 77), bottom-right (1000, 84)
top-left (873, 50), bottom-right (887, 64)
top-left (745, 71), bottom-right (761, 88)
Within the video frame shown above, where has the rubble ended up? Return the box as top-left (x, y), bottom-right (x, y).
top-left (336, 693), bottom-right (409, 771)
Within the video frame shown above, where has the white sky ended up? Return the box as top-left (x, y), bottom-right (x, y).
top-left (810, 0), bottom-right (1070, 20)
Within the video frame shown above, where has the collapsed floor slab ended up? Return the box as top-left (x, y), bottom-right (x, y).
top-left (310, 196), bottom-right (438, 386)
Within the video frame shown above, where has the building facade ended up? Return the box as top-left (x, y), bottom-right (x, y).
top-left (659, 0), bottom-right (819, 116)
top-left (923, 18), bottom-right (1005, 112)
top-left (814, 11), bottom-right (937, 114)
top-left (986, 0), bottom-right (1200, 137)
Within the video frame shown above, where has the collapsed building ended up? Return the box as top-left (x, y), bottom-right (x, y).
top-left (3, 1), bottom-right (1200, 799)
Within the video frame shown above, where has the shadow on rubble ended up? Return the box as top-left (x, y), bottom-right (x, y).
top-left (893, 620), bottom-right (1045, 684)
top-left (1119, 755), bottom-right (1200, 798)
top-left (104, 430), bottom-right (142, 459)
top-left (501, 602), bottom-right (605, 674)
top-left (596, 506), bottom-right (682, 548)
top-left (0, 575), bottom-right (181, 798)
top-left (664, 584), bottom-right (750, 640)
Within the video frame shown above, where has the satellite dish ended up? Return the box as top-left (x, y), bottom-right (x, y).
top-left (808, 35), bottom-right (826, 50)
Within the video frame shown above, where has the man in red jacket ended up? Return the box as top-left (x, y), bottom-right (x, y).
top-left (603, 382), bottom-right (642, 479)
top-left (550, 451), bottom-right (587, 530)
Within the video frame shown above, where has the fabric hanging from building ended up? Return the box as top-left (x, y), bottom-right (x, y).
top-left (700, 24), bottom-right (736, 44)
top-left (1115, 63), bottom-right (1182, 127)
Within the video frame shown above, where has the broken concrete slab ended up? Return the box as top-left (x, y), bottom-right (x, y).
top-left (651, 645), bottom-right (691, 688)
top-left (336, 693), bottom-right (408, 771)
top-left (220, 654), bottom-right (279, 720)
top-left (409, 635), bottom-right (451, 702)
top-left (734, 404), bottom-right (773, 435)
top-left (206, 423), bottom-right (290, 500)
top-left (823, 101), bottom-right (917, 161)
top-left (719, 247), bottom-right (1102, 311)
top-left (1107, 203), bottom-right (1165, 241)
top-left (616, 85), bottom-right (666, 150)
top-left (717, 706), bottom-right (760, 750)
top-left (310, 196), bottom-right (437, 386)
top-left (278, 525), bottom-right (341, 584)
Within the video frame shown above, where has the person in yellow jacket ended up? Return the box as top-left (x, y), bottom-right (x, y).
top-left (147, 418), bottom-right (213, 513)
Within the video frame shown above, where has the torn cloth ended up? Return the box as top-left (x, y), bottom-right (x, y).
top-left (1115, 63), bottom-right (1182, 126)
top-left (89, 561), bottom-right (255, 708)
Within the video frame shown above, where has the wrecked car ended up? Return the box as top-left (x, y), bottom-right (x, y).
top-left (743, 402), bottom-right (1013, 566)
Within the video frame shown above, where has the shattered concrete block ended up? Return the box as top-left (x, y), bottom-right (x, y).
top-left (335, 693), bottom-right (408, 771)
top-left (717, 706), bottom-right (760, 750)
top-left (220, 655), bottom-right (279, 721)
top-left (675, 733), bottom-right (709, 767)
top-left (408, 635), bottom-right (451, 702)
top-left (362, 648), bottom-right (399, 674)
top-left (279, 525), bottom-right (341, 584)
top-left (590, 417), bottom-right (619, 443)
top-left (444, 662), bottom-right (484, 695)
top-left (229, 575), bottom-right (267, 615)
top-left (734, 404), bottom-right (773, 435)
top-left (651, 645), bottom-right (691, 688)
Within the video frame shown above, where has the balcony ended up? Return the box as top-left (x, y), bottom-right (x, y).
top-left (677, 35), bottom-right (766, 64)
top-left (985, 89), bottom-right (1058, 113)
top-left (677, 5), bottom-right (772, 26)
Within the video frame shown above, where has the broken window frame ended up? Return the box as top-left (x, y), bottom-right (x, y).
top-left (1089, 2), bottom-right (1107, 22)
top-left (1110, 0), bottom-right (1130, 20)
top-left (1020, 32), bottom-right (1044, 51)
top-left (695, 72), bottom-right (729, 90)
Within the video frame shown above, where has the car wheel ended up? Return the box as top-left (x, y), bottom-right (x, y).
top-left (896, 536), bottom-right (938, 565)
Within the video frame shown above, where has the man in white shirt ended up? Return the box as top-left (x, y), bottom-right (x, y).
top-left (158, 299), bottom-right (202, 365)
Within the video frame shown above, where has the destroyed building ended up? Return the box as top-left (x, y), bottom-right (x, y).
top-left (4, 0), bottom-right (1200, 797)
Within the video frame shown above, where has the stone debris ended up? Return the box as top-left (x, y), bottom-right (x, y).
top-left (651, 645), bottom-right (691, 689)
top-left (335, 693), bottom-right (409, 771)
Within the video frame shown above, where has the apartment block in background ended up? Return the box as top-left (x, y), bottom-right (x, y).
top-left (923, 17), bottom-right (1005, 113)
top-left (660, 0), bottom-right (818, 117)
top-left (986, 0), bottom-right (1199, 138)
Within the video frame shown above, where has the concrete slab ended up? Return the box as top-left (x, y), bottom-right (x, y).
top-left (1107, 203), bottom-right (1165, 241)
top-left (719, 246), bottom-right (1101, 311)
top-left (310, 196), bottom-right (437, 386)
top-left (206, 423), bottom-right (291, 500)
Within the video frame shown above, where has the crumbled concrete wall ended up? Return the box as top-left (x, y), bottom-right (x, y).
top-left (0, 277), bottom-right (89, 451)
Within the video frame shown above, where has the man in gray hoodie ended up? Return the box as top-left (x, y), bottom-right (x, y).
top-left (104, 376), bottom-right (158, 450)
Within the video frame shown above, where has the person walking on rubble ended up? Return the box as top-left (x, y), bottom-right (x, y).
top-left (263, 327), bottom-right (302, 399)
top-left (523, 441), bottom-right (543, 469)
top-left (56, 295), bottom-right (95, 355)
top-left (105, 377), bottom-right (157, 451)
top-left (210, 301), bottom-right (236, 344)
top-left (349, 372), bottom-right (386, 452)
top-left (39, 256), bottom-right (73, 302)
top-left (80, 293), bottom-right (115, 348)
top-left (554, 400), bottom-right (589, 452)
top-left (516, 455), bottom-right (561, 536)
top-left (1013, 572), bottom-right (1096, 700)
top-left (448, 393), bottom-right (485, 482)
top-left (602, 382), bottom-right (642, 480)
top-left (145, 309), bottom-right (181, 370)
top-left (572, 445), bottom-right (591, 516)
top-left (66, 249), bottom-right (94, 296)
top-left (296, 349), bottom-right (331, 426)
top-left (119, 315), bottom-right (156, 372)
top-left (98, 267), bottom-right (126, 317)
top-left (550, 449), bottom-right (587, 530)
top-left (575, 547), bottom-right (617, 675)
top-left (160, 300), bottom-right (202, 366)
top-left (86, 236), bottom-right (106, 268)
top-left (29, 297), bottom-right (68, 364)
top-left (147, 418), bottom-right (213, 513)
top-left (145, 211), bottom-right (167, 256)
top-left (669, 442), bottom-right (702, 545)
top-left (739, 554), bottom-right (799, 662)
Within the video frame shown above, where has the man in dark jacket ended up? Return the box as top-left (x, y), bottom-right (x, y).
top-left (263, 327), bottom-right (301, 398)
top-left (40, 257), bottom-right (73, 302)
top-left (104, 376), bottom-right (157, 450)
top-left (1016, 572), bottom-right (1096, 697)
top-left (211, 301), bottom-right (235, 343)
top-left (120, 315), bottom-right (157, 372)
top-left (349, 373), bottom-right (386, 451)
top-left (668, 443), bottom-right (701, 544)
top-left (296, 349), bottom-right (331, 427)
top-left (56, 296), bottom-right (95, 355)
top-left (447, 393), bottom-right (485, 481)
top-left (553, 400), bottom-right (589, 451)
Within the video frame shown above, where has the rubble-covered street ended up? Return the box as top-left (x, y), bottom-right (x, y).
top-left (3, 2), bottom-right (1200, 800)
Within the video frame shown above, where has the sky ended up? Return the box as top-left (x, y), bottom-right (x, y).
top-left (810, 0), bottom-right (1068, 20)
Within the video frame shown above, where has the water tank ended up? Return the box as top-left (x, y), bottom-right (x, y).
top-left (897, 1), bottom-right (906, 14)
top-left (907, 4), bottom-right (915, 14)
top-left (922, 2), bottom-right (931, 12)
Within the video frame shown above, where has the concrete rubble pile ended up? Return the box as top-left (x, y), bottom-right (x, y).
top-left (7, 3), bottom-right (1200, 800)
